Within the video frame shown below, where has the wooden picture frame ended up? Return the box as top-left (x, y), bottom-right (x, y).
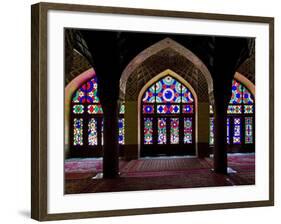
top-left (31, 2), bottom-right (274, 221)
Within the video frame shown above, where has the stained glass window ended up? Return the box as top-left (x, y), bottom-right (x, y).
top-left (184, 117), bottom-right (192, 144)
top-left (144, 118), bottom-right (153, 144)
top-left (87, 104), bottom-right (103, 114)
top-left (181, 86), bottom-right (194, 103)
top-left (209, 79), bottom-right (254, 146)
top-left (118, 118), bottom-right (125, 144)
top-left (158, 118), bottom-right (167, 144)
top-left (245, 117), bottom-right (253, 144)
top-left (88, 118), bottom-right (98, 146)
top-left (170, 118), bottom-right (179, 144)
top-left (73, 105), bottom-right (84, 114)
top-left (73, 118), bottom-right (83, 146)
top-left (143, 104), bottom-right (154, 114)
top-left (157, 104), bottom-right (180, 114)
top-left (229, 80), bottom-right (243, 104)
top-left (182, 105), bottom-right (194, 114)
top-left (209, 117), bottom-right (214, 145)
top-left (233, 118), bottom-right (241, 144)
top-left (227, 105), bottom-right (242, 114)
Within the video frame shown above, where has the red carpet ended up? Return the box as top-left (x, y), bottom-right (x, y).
top-left (65, 154), bottom-right (255, 194)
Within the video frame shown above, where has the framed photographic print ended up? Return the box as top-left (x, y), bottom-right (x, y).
top-left (31, 2), bottom-right (274, 221)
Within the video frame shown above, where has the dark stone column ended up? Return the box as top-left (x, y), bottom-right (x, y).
top-left (212, 77), bottom-right (232, 174)
top-left (213, 91), bottom-right (228, 174)
top-left (102, 99), bottom-right (119, 178)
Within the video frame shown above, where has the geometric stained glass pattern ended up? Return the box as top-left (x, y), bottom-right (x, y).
top-left (245, 117), bottom-right (253, 144)
top-left (72, 76), bottom-right (100, 103)
top-left (87, 104), bottom-right (103, 114)
top-left (158, 118), bottom-right (167, 144)
top-left (170, 118), bottom-right (179, 144)
top-left (243, 87), bottom-right (254, 104)
top-left (182, 104), bottom-right (194, 114)
top-left (229, 80), bottom-right (243, 104)
top-left (244, 105), bottom-right (254, 114)
top-left (156, 104), bottom-right (180, 114)
top-left (118, 118), bottom-right (125, 145)
top-left (184, 117), bottom-right (192, 144)
top-left (88, 118), bottom-right (98, 146)
top-left (73, 118), bottom-right (83, 146)
top-left (209, 117), bottom-right (214, 145)
top-left (227, 105), bottom-right (242, 114)
top-left (155, 76), bottom-right (182, 103)
top-left (143, 104), bottom-right (154, 114)
top-left (181, 86), bottom-right (194, 103)
top-left (233, 117), bottom-right (241, 144)
top-left (144, 118), bottom-right (153, 144)
top-left (142, 85), bottom-right (155, 103)
top-left (73, 105), bottom-right (84, 114)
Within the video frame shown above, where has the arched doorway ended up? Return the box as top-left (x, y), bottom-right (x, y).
top-left (209, 73), bottom-right (255, 152)
top-left (139, 70), bottom-right (197, 157)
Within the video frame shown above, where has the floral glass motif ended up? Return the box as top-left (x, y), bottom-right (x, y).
top-left (245, 117), bottom-right (253, 144)
top-left (118, 118), bottom-right (125, 144)
top-left (170, 118), bottom-right (179, 144)
top-left (244, 105), bottom-right (254, 114)
top-left (155, 76), bottom-right (182, 103)
top-left (209, 117), bottom-right (214, 145)
top-left (229, 80), bottom-right (243, 104)
top-left (181, 86), bottom-right (194, 103)
top-left (144, 118), bottom-right (153, 144)
top-left (73, 105), bottom-right (84, 114)
top-left (184, 117), bottom-right (192, 144)
top-left (156, 104), bottom-right (180, 114)
top-left (182, 104), bottom-right (194, 114)
top-left (233, 118), bottom-right (241, 144)
top-left (143, 104), bottom-right (154, 114)
top-left (243, 87), bottom-right (254, 104)
top-left (72, 76), bottom-right (100, 103)
top-left (142, 85), bottom-right (155, 103)
top-left (158, 118), bottom-right (167, 144)
top-left (73, 118), bottom-right (83, 146)
top-left (227, 105), bottom-right (242, 114)
top-left (87, 104), bottom-right (103, 114)
top-left (88, 118), bottom-right (98, 146)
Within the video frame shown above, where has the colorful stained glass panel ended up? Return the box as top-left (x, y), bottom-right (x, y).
top-left (182, 104), bottom-right (194, 114)
top-left (170, 118), bottom-right (179, 144)
top-left (73, 105), bottom-right (84, 114)
top-left (87, 104), bottom-right (103, 114)
top-left (143, 104), bottom-right (154, 114)
top-left (244, 105), bottom-right (254, 114)
top-left (184, 117), bottom-right (192, 144)
top-left (209, 117), bottom-right (214, 145)
top-left (157, 118), bottom-right (167, 144)
top-left (227, 105), bottom-right (242, 114)
top-left (156, 104), bottom-right (180, 114)
top-left (233, 117), bottom-right (241, 144)
top-left (72, 87), bottom-right (85, 103)
top-left (245, 117), bottom-right (253, 144)
top-left (144, 118), bottom-right (153, 144)
top-left (229, 80), bottom-right (243, 104)
top-left (88, 118), bottom-right (98, 146)
top-left (155, 76), bottom-right (182, 103)
top-left (181, 86), bottom-right (194, 103)
top-left (118, 118), bottom-right (125, 144)
top-left (142, 85), bottom-right (155, 103)
top-left (243, 87), bottom-right (254, 104)
top-left (84, 77), bottom-right (100, 103)
top-left (73, 118), bottom-right (83, 146)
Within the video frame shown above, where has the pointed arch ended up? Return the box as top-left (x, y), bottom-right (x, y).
top-left (137, 69), bottom-right (198, 157)
top-left (120, 38), bottom-right (213, 100)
